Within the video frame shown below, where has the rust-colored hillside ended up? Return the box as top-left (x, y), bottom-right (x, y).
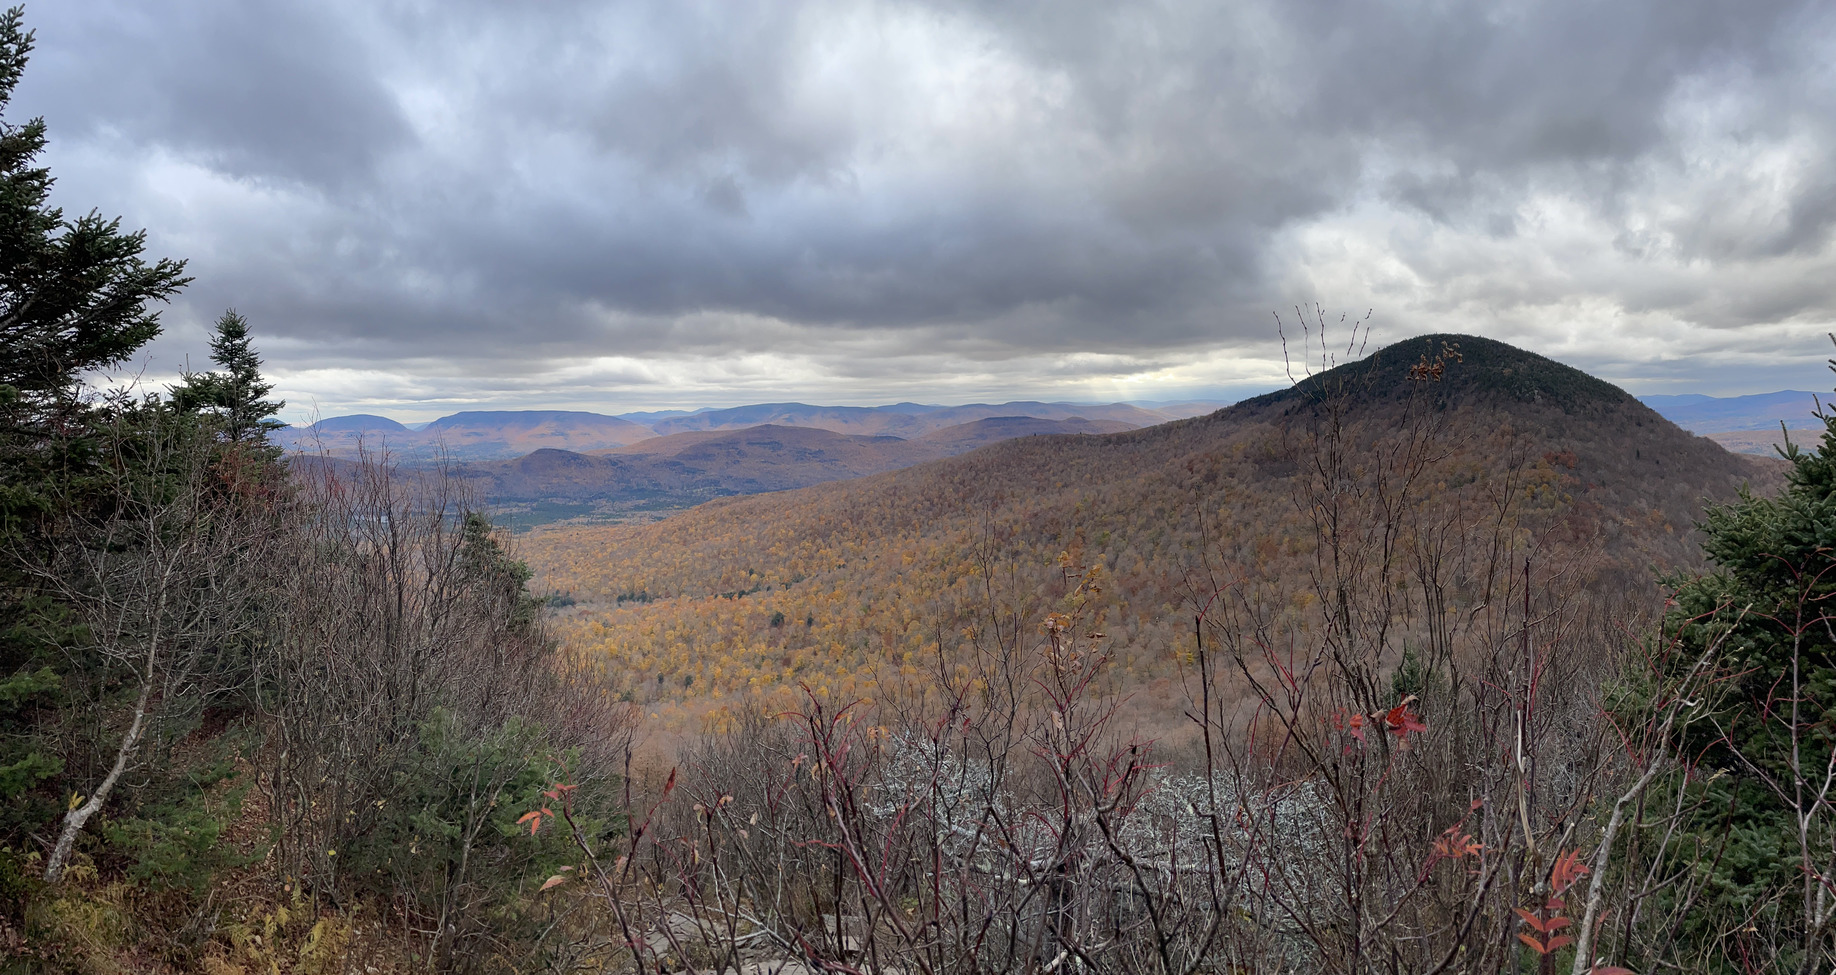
top-left (521, 335), bottom-right (1784, 734)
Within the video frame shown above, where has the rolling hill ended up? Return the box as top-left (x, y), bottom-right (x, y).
top-left (911, 415), bottom-right (1139, 452)
top-left (277, 409), bottom-right (655, 458)
top-left (303, 413), bottom-right (409, 434)
top-left (645, 401), bottom-right (1179, 437)
top-left (275, 400), bottom-right (1204, 461)
top-left (519, 334), bottom-right (1787, 733)
top-left (459, 416), bottom-right (1148, 511)
top-left (462, 425), bottom-right (944, 503)
top-left (420, 410), bottom-right (655, 454)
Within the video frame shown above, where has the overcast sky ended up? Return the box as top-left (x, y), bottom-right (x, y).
top-left (19, 0), bottom-right (1836, 422)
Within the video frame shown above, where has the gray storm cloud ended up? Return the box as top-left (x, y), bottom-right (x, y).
top-left (15, 0), bottom-right (1836, 419)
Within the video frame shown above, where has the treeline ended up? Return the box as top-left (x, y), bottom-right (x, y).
top-left (0, 12), bottom-right (629, 971)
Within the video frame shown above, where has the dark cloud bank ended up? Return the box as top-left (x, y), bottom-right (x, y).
top-left (17, 0), bottom-right (1836, 420)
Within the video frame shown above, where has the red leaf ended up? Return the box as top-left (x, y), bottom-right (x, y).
top-left (1384, 703), bottom-right (1428, 739)
top-left (539, 874), bottom-right (568, 892)
top-left (516, 808), bottom-right (551, 835)
top-left (1592, 967), bottom-right (1637, 975)
top-left (1544, 934), bottom-right (1574, 952)
top-left (1518, 933), bottom-right (1548, 955)
top-left (1514, 907), bottom-right (1546, 933)
top-left (1551, 849), bottom-right (1591, 894)
top-left (1433, 829), bottom-right (1483, 858)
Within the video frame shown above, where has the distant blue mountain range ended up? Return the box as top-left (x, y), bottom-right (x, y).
top-left (1641, 390), bottom-right (1826, 434)
top-left (291, 391), bottom-right (1823, 446)
top-left (274, 400), bottom-right (1230, 461)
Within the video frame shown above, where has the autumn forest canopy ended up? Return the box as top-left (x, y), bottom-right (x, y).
top-left (8, 8), bottom-right (1836, 975)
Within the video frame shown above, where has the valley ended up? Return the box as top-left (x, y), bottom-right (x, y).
top-left (1640, 389), bottom-right (1827, 454)
top-left (281, 401), bottom-right (1214, 527)
top-left (519, 335), bottom-right (1786, 736)
top-left (1708, 426), bottom-right (1826, 455)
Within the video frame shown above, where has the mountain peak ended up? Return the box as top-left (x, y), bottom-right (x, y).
top-left (306, 413), bottom-right (410, 433)
top-left (1242, 333), bottom-right (1635, 415)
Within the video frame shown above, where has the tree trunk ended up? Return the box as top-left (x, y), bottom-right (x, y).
top-left (44, 574), bottom-right (169, 884)
top-left (43, 678), bottom-right (154, 883)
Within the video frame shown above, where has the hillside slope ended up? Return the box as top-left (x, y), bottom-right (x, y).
top-left (462, 425), bottom-right (944, 503)
top-left (278, 409), bottom-right (657, 458)
top-left (464, 416), bottom-right (1150, 505)
top-left (648, 401), bottom-right (1172, 437)
top-left (912, 415), bottom-right (1138, 452)
top-left (523, 334), bottom-right (1784, 732)
top-left (422, 410), bottom-right (656, 453)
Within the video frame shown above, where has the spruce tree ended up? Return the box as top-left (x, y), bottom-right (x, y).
top-left (1657, 377), bottom-right (1836, 968)
top-left (173, 309), bottom-right (285, 445)
top-left (0, 12), bottom-right (188, 420)
top-left (0, 3), bottom-right (191, 860)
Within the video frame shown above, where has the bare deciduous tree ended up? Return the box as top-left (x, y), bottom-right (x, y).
top-left (26, 407), bottom-right (282, 883)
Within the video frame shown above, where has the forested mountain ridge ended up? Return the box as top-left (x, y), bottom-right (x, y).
top-left (276, 408), bottom-right (655, 458)
top-left (444, 416), bottom-right (1147, 510)
top-left (273, 399), bottom-right (1209, 461)
top-left (1230, 333), bottom-right (1764, 545)
top-left (524, 333), bottom-right (1782, 733)
top-left (1638, 388), bottom-right (1830, 455)
top-left (909, 414), bottom-right (1139, 450)
top-left (643, 400), bottom-right (1181, 437)
top-left (459, 424), bottom-right (943, 502)
top-left (1641, 388), bottom-right (1824, 433)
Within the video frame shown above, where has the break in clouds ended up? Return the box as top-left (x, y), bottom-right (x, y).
top-left (19, 0), bottom-right (1836, 420)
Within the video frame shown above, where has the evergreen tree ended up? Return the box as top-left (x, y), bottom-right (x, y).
top-left (0, 3), bottom-right (190, 878)
top-left (173, 309), bottom-right (285, 446)
top-left (1657, 381), bottom-right (1836, 969)
top-left (0, 10), bottom-right (188, 422)
top-left (459, 511), bottom-right (544, 634)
